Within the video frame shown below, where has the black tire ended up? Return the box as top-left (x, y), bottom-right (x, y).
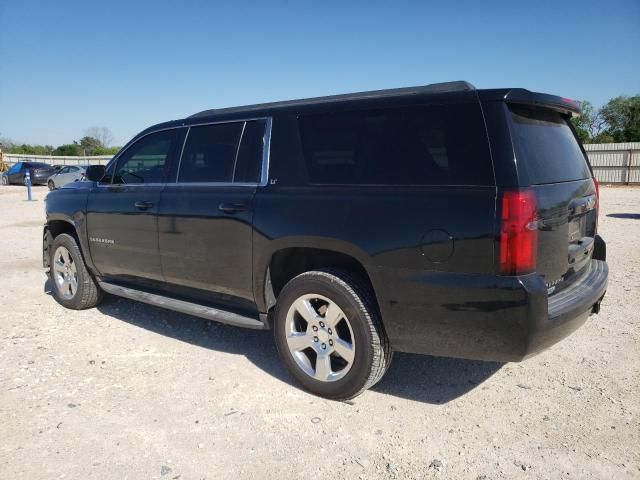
top-left (47, 180), bottom-right (55, 190)
top-left (273, 269), bottom-right (392, 400)
top-left (49, 233), bottom-right (103, 309)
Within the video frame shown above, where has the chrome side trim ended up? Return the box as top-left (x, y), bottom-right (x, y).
top-left (231, 121), bottom-right (247, 183)
top-left (174, 126), bottom-right (191, 183)
top-left (98, 281), bottom-right (266, 330)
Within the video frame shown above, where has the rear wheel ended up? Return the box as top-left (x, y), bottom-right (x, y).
top-left (49, 233), bottom-right (103, 309)
top-left (273, 269), bottom-right (392, 400)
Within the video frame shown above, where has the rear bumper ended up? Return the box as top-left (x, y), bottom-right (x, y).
top-left (525, 259), bottom-right (607, 359)
top-left (380, 259), bottom-right (608, 362)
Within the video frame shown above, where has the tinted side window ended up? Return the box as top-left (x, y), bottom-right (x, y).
top-left (298, 104), bottom-right (493, 186)
top-left (233, 120), bottom-right (266, 183)
top-left (113, 130), bottom-right (177, 184)
top-left (178, 123), bottom-right (243, 183)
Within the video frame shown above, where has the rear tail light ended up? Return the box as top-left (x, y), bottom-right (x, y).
top-left (499, 189), bottom-right (538, 275)
top-left (593, 176), bottom-right (600, 233)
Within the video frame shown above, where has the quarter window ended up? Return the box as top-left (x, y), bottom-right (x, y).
top-left (113, 129), bottom-right (177, 184)
top-left (298, 104), bottom-right (494, 186)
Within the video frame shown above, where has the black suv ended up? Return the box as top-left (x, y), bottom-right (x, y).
top-left (43, 81), bottom-right (608, 399)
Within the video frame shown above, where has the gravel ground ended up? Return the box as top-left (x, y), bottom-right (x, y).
top-left (0, 185), bottom-right (638, 480)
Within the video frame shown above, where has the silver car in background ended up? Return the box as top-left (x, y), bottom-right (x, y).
top-left (47, 165), bottom-right (87, 190)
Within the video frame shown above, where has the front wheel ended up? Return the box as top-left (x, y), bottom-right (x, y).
top-left (47, 180), bottom-right (55, 190)
top-left (273, 269), bottom-right (392, 400)
top-left (49, 233), bottom-right (103, 309)
top-left (1, 176), bottom-right (7, 185)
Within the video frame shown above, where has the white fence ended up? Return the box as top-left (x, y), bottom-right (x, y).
top-left (584, 142), bottom-right (640, 185)
top-left (3, 153), bottom-right (112, 166)
top-left (3, 143), bottom-right (640, 184)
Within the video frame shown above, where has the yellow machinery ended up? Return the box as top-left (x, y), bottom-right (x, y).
top-left (0, 149), bottom-right (7, 172)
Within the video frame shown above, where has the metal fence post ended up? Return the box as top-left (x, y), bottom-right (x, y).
top-left (26, 171), bottom-right (33, 201)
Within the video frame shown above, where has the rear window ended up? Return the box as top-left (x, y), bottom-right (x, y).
top-left (298, 103), bottom-right (494, 186)
top-left (509, 106), bottom-right (591, 185)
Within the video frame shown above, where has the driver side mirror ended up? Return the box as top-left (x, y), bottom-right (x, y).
top-left (86, 165), bottom-right (106, 182)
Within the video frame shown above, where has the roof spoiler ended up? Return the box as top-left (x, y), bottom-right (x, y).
top-left (503, 88), bottom-right (582, 117)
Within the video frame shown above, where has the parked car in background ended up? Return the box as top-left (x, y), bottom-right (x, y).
top-left (2, 162), bottom-right (56, 185)
top-left (47, 165), bottom-right (87, 190)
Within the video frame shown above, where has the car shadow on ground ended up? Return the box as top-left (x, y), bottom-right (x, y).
top-left (606, 213), bottom-right (640, 219)
top-left (44, 280), bottom-right (503, 404)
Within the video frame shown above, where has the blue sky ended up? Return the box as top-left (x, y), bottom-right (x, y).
top-left (1, 0), bottom-right (638, 147)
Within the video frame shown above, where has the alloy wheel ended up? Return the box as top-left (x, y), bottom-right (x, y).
top-left (285, 293), bottom-right (355, 382)
top-left (52, 246), bottom-right (78, 300)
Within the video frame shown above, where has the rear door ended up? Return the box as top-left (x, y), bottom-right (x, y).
top-left (158, 119), bottom-right (269, 304)
top-left (86, 128), bottom-right (181, 284)
top-left (508, 105), bottom-right (596, 291)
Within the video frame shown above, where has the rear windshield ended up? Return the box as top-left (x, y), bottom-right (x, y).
top-left (509, 105), bottom-right (591, 185)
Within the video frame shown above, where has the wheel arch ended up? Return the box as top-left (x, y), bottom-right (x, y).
top-left (43, 218), bottom-right (96, 274)
top-left (257, 244), bottom-right (382, 324)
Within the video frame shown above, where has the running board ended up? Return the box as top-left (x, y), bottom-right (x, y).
top-left (98, 281), bottom-right (266, 330)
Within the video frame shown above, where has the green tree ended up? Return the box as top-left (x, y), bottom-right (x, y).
top-left (78, 136), bottom-right (102, 155)
top-left (599, 95), bottom-right (640, 142)
top-left (571, 100), bottom-right (608, 143)
top-left (94, 145), bottom-right (120, 155)
top-left (53, 143), bottom-right (82, 156)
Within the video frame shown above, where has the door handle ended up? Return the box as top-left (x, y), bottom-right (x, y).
top-left (218, 203), bottom-right (247, 214)
top-left (134, 201), bottom-right (154, 210)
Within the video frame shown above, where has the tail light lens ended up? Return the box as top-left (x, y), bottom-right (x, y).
top-left (499, 189), bottom-right (538, 275)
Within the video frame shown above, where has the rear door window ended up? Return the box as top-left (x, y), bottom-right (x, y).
top-left (298, 103), bottom-right (493, 186)
top-left (233, 120), bottom-right (267, 183)
top-left (509, 105), bottom-right (591, 185)
top-left (178, 123), bottom-right (243, 183)
top-left (177, 120), bottom-right (267, 184)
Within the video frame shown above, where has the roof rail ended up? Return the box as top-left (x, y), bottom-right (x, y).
top-left (189, 80), bottom-right (475, 118)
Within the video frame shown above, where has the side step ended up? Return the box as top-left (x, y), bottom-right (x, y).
top-left (98, 281), bottom-right (266, 330)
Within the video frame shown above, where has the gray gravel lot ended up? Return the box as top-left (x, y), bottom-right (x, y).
top-left (0, 185), bottom-right (638, 479)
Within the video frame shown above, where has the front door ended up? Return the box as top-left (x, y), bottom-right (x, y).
top-left (158, 119), bottom-right (268, 303)
top-left (86, 128), bottom-right (181, 285)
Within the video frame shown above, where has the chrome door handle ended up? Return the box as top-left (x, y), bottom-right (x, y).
top-left (218, 203), bottom-right (247, 214)
top-left (134, 201), bottom-right (154, 210)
